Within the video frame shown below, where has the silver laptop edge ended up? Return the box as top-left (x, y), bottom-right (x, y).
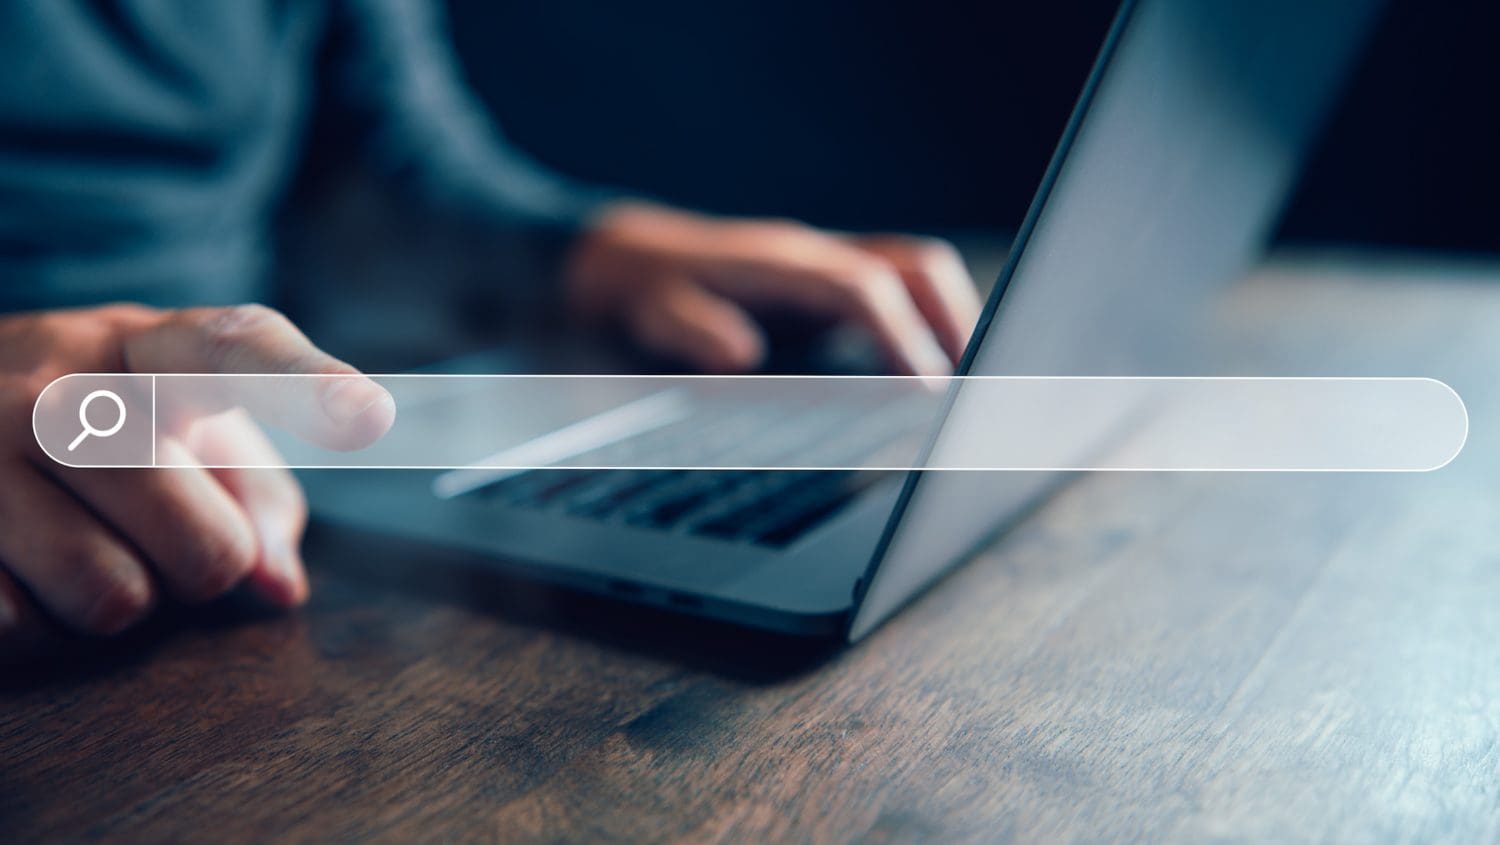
top-left (846, 0), bottom-right (1383, 641)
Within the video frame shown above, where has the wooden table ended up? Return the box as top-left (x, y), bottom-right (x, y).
top-left (4, 252), bottom-right (1498, 843)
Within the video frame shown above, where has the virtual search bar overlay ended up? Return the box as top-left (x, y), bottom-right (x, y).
top-left (33, 374), bottom-right (1466, 475)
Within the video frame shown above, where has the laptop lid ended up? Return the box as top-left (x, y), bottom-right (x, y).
top-left (846, 0), bottom-right (1386, 641)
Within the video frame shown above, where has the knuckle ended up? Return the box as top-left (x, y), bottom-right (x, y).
top-left (283, 478), bottom-right (309, 523)
top-left (745, 219), bottom-right (819, 252)
top-left (839, 262), bottom-right (904, 309)
top-left (82, 577), bottom-right (152, 635)
top-left (257, 470), bottom-right (309, 531)
top-left (208, 303), bottom-right (287, 333)
top-left (60, 545), bottom-right (151, 634)
top-left (8, 378), bottom-right (53, 457)
top-left (911, 237), bottom-right (962, 267)
top-left (192, 304), bottom-right (291, 366)
top-left (17, 310), bottom-right (62, 340)
top-left (15, 370), bottom-right (55, 408)
top-left (176, 529), bottom-right (257, 601)
top-left (825, 283), bottom-right (871, 317)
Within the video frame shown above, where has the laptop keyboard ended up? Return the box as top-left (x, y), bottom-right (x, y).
top-left (457, 387), bottom-right (939, 547)
top-left (469, 468), bottom-right (889, 548)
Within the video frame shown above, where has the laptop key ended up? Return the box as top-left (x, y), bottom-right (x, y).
top-left (753, 491), bottom-right (860, 547)
top-left (622, 471), bottom-right (744, 528)
top-left (564, 470), bottom-right (682, 519)
top-left (747, 471), bottom-right (885, 547)
top-left (518, 470), bottom-right (599, 508)
top-left (686, 471), bottom-right (825, 539)
top-left (478, 461), bottom-right (884, 547)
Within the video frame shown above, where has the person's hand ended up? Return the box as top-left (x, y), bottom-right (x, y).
top-left (0, 304), bottom-right (393, 659)
top-left (565, 203), bottom-right (982, 375)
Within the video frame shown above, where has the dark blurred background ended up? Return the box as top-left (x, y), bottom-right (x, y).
top-left (446, 0), bottom-right (1498, 253)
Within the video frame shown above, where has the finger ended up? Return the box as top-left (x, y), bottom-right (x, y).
top-left (42, 437), bottom-right (260, 605)
top-left (0, 462), bottom-right (155, 634)
top-left (694, 227), bottom-right (953, 376)
top-left (626, 278), bottom-right (766, 373)
top-left (123, 304), bottom-right (395, 451)
top-left (186, 409), bottom-right (309, 607)
top-left (852, 236), bottom-right (981, 363)
top-left (0, 567), bottom-right (56, 663)
top-left (771, 260), bottom-right (952, 377)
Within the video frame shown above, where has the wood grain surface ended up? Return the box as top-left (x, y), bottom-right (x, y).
top-left (3, 253), bottom-right (1498, 843)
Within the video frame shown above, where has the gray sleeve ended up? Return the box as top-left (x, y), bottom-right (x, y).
top-left (321, 0), bottom-right (619, 280)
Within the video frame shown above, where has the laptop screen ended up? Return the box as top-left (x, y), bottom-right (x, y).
top-left (848, 0), bottom-right (1386, 641)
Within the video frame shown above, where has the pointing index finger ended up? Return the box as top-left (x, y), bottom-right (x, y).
top-left (123, 305), bottom-right (395, 451)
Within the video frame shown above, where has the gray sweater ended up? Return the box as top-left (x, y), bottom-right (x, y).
top-left (0, 0), bottom-right (608, 311)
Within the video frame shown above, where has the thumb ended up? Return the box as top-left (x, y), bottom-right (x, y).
top-left (123, 304), bottom-right (395, 451)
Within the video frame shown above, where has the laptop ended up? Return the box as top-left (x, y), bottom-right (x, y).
top-left (303, 0), bottom-right (1383, 642)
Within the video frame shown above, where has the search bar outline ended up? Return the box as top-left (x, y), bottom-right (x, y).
top-left (31, 373), bottom-right (1469, 473)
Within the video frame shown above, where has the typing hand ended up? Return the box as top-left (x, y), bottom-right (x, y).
top-left (0, 304), bottom-right (393, 658)
top-left (565, 203), bottom-right (982, 375)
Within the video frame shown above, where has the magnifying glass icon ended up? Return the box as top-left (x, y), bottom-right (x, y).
top-left (67, 389), bottom-right (127, 452)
